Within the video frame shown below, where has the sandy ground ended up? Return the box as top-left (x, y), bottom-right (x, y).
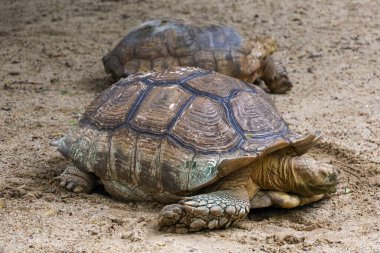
top-left (0, 0), bottom-right (379, 252)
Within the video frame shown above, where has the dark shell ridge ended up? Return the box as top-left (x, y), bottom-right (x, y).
top-left (80, 68), bottom-right (290, 155)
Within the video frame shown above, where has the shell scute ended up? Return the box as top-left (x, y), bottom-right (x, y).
top-left (109, 127), bottom-right (138, 185)
top-left (166, 26), bottom-right (198, 57)
top-left (229, 91), bottom-right (286, 136)
top-left (134, 37), bottom-right (168, 59)
top-left (159, 138), bottom-right (194, 193)
top-left (178, 55), bottom-right (195, 67)
top-left (231, 50), bottom-right (251, 78)
top-left (221, 26), bottom-right (242, 47)
top-left (195, 24), bottom-right (227, 49)
top-left (147, 67), bottom-right (205, 84)
top-left (193, 50), bottom-right (216, 71)
top-left (213, 50), bottom-right (234, 76)
top-left (88, 82), bottom-right (147, 129)
top-left (186, 72), bottom-right (251, 97)
top-left (241, 137), bottom-right (289, 153)
top-left (187, 153), bottom-right (220, 190)
top-left (171, 96), bottom-right (241, 153)
top-left (131, 85), bottom-right (192, 133)
top-left (135, 135), bottom-right (162, 193)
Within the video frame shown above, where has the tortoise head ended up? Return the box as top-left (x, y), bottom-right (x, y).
top-left (291, 155), bottom-right (338, 196)
top-left (260, 56), bottom-right (293, 94)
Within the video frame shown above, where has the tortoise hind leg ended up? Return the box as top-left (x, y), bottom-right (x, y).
top-left (158, 187), bottom-right (250, 233)
top-left (57, 164), bottom-right (96, 193)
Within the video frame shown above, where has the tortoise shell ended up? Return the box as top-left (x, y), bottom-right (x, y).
top-left (57, 68), bottom-right (314, 200)
top-left (102, 18), bottom-right (275, 82)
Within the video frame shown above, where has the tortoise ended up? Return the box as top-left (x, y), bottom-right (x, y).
top-left (51, 67), bottom-right (337, 233)
top-left (102, 18), bottom-right (292, 94)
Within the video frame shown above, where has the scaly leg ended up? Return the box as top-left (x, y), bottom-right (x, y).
top-left (158, 187), bottom-right (250, 233)
top-left (57, 164), bottom-right (96, 193)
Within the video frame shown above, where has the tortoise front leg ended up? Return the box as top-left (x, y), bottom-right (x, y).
top-left (57, 164), bottom-right (96, 193)
top-left (250, 190), bottom-right (324, 209)
top-left (158, 187), bottom-right (250, 233)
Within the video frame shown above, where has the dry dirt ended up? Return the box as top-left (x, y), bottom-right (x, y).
top-left (0, 0), bottom-right (379, 252)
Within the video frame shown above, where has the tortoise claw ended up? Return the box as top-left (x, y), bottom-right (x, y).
top-left (158, 204), bottom-right (183, 227)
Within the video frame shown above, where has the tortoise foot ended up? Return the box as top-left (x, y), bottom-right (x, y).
top-left (57, 164), bottom-right (95, 193)
top-left (158, 189), bottom-right (250, 233)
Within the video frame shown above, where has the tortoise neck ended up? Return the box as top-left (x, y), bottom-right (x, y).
top-left (250, 154), bottom-right (302, 193)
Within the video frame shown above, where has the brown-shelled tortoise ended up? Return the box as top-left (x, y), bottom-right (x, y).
top-left (102, 18), bottom-right (292, 94)
top-left (51, 67), bottom-right (337, 233)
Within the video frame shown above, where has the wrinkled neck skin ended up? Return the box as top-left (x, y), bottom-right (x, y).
top-left (250, 154), bottom-right (314, 196)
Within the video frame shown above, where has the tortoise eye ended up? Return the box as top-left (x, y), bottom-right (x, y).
top-left (161, 20), bottom-right (168, 24)
top-left (143, 25), bottom-right (153, 30)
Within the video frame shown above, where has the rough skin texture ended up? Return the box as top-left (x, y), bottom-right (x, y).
top-left (158, 188), bottom-right (250, 233)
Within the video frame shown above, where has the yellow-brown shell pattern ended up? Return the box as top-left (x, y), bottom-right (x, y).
top-left (59, 68), bottom-right (308, 195)
top-left (102, 19), bottom-right (268, 81)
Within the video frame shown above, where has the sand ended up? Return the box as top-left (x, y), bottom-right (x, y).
top-left (0, 0), bottom-right (379, 252)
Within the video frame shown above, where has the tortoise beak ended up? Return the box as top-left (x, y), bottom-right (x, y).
top-left (311, 172), bottom-right (338, 194)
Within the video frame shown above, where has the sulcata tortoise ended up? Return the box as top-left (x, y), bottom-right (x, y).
top-left (102, 18), bottom-right (292, 94)
top-left (51, 67), bottom-right (337, 233)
